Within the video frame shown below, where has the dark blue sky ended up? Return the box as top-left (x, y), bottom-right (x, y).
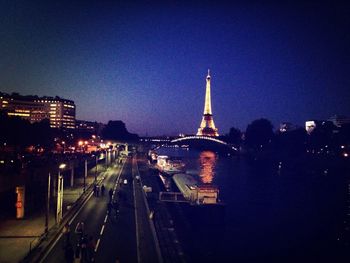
top-left (1, 1), bottom-right (349, 136)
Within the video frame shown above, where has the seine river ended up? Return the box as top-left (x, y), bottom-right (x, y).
top-left (156, 147), bottom-right (350, 262)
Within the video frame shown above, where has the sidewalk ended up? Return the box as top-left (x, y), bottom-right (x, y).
top-left (132, 156), bottom-right (163, 263)
top-left (0, 163), bottom-right (108, 263)
top-left (136, 155), bottom-right (187, 263)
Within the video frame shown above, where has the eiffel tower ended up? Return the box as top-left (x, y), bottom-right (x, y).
top-left (197, 70), bottom-right (219, 137)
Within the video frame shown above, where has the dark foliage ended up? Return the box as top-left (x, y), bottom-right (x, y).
top-left (226, 126), bottom-right (242, 145)
top-left (275, 127), bottom-right (307, 155)
top-left (101, 120), bottom-right (138, 141)
top-left (245, 118), bottom-right (274, 150)
top-left (338, 123), bottom-right (350, 145)
top-left (307, 121), bottom-right (337, 150)
top-left (0, 111), bottom-right (54, 150)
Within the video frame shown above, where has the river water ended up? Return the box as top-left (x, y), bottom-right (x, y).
top-left (156, 147), bottom-right (350, 262)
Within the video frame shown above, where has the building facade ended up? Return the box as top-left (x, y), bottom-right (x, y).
top-left (75, 120), bottom-right (105, 136)
top-left (0, 92), bottom-right (76, 129)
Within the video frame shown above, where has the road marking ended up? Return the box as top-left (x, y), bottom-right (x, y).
top-left (94, 159), bottom-right (126, 256)
top-left (68, 191), bottom-right (94, 225)
top-left (100, 225), bottom-right (105, 235)
top-left (39, 190), bottom-right (94, 263)
top-left (94, 238), bottom-right (101, 252)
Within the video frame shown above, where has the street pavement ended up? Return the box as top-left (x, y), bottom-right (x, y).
top-left (136, 156), bottom-right (186, 263)
top-left (40, 155), bottom-right (161, 263)
top-left (41, 160), bottom-right (125, 263)
top-left (94, 158), bottom-right (137, 263)
top-left (0, 163), bottom-right (108, 263)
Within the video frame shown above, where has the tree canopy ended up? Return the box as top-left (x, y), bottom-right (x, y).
top-left (101, 120), bottom-right (138, 141)
top-left (245, 118), bottom-right (274, 150)
top-left (0, 111), bottom-right (54, 150)
top-left (227, 126), bottom-right (242, 145)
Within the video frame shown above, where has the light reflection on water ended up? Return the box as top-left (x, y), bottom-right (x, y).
top-left (198, 151), bottom-right (216, 184)
top-left (155, 146), bottom-right (350, 261)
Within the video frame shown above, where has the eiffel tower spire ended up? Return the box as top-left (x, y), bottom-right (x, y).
top-left (197, 70), bottom-right (219, 137)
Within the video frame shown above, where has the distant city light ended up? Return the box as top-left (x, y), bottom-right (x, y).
top-left (344, 153), bottom-right (348, 157)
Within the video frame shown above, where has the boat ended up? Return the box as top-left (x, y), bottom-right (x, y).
top-left (156, 155), bottom-right (186, 176)
top-left (172, 173), bottom-right (220, 205)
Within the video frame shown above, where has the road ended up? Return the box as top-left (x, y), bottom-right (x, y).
top-left (41, 155), bottom-right (160, 263)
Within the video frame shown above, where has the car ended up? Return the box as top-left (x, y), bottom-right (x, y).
top-left (123, 179), bottom-right (128, 185)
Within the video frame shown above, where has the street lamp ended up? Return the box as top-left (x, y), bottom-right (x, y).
top-left (78, 141), bottom-right (83, 153)
top-left (56, 163), bottom-right (66, 223)
top-left (59, 163), bottom-right (67, 170)
top-left (62, 141), bottom-right (65, 154)
top-left (45, 173), bottom-right (51, 234)
top-left (95, 154), bottom-right (98, 182)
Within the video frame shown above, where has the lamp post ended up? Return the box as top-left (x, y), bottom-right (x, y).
top-left (45, 173), bottom-right (51, 234)
top-left (95, 154), bottom-right (98, 182)
top-left (84, 159), bottom-right (87, 193)
top-left (56, 163), bottom-right (66, 224)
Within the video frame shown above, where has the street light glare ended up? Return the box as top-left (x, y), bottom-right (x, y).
top-left (59, 163), bottom-right (66, 169)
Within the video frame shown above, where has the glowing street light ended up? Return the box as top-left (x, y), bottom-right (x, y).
top-left (59, 163), bottom-right (66, 170)
top-left (56, 163), bottom-right (65, 223)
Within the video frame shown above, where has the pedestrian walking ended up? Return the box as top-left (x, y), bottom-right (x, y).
top-left (96, 185), bottom-right (100, 197)
top-left (93, 184), bottom-right (97, 196)
top-left (113, 201), bottom-right (119, 219)
top-left (87, 236), bottom-right (96, 261)
top-left (101, 184), bottom-right (105, 196)
top-left (74, 244), bottom-right (80, 263)
top-left (107, 202), bottom-right (113, 214)
top-left (109, 188), bottom-right (113, 201)
top-left (80, 235), bottom-right (88, 262)
top-left (113, 201), bottom-right (119, 212)
top-left (63, 223), bottom-right (71, 245)
top-left (64, 243), bottom-right (74, 263)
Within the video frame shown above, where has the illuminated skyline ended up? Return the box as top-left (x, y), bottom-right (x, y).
top-left (1, 1), bottom-right (349, 135)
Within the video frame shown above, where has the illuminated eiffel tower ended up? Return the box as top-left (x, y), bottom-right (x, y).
top-left (197, 70), bottom-right (219, 137)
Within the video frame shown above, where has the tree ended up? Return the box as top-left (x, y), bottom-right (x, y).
top-left (338, 123), bottom-right (350, 145)
top-left (0, 112), bottom-right (54, 151)
top-left (276, 127), bottom-right (307, 155)
top-left (102, 120), bottom-right (138, 141)
top-left (308, 121), bottom-right (336, 150)
top-left (227, 127), bottom-right (242, 145)
top-left (245, 118), bottom-right (274, 150)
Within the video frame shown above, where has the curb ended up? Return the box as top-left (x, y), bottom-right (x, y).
top-left (133, 155), bottom-right (163, 263)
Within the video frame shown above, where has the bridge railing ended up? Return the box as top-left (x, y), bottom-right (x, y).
top-left (172, 135), bottom-right (227, 144)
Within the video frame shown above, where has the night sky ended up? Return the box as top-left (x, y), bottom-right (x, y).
top-left (1, 1), bottom-right (349, 136)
